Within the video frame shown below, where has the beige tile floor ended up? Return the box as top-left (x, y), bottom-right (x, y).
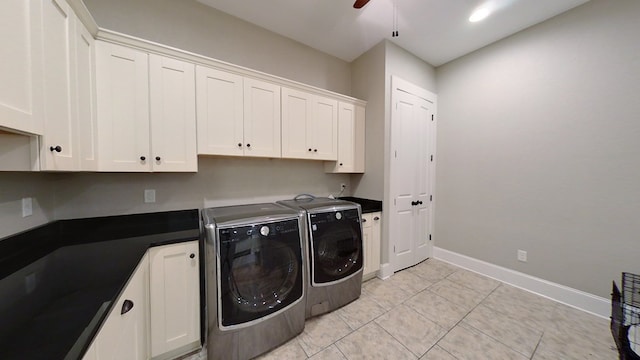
top-left (195, 259), bottom-right (619, 359)
top-left (259, 259), bottom-right (619, 360)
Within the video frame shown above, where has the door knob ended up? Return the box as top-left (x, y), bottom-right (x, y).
top-left (49, 145), bottom-right (62, 153)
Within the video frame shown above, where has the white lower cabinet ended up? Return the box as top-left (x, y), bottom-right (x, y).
top-left (149, 241), bottom-right (200, 359)
top-left (83, 241), bottom-right (200, 360)
top-left (362, 212), bottom-right (381, 280)
top-left (83, 253), bottom-right (149, 360)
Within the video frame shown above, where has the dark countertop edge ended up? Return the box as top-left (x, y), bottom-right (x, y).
top-left (0, 209), bottom-right (202, 360)
top-left (338, 197), bottom-right (383, 213)
top-left (72, 229), bottom-right (201, 360)
top-left (0, 209), bottom-right (201, 281)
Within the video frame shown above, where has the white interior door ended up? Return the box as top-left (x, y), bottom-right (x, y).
top-left (389, 77), bottom-right (436, 272)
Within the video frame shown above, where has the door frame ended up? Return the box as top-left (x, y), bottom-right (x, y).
top-left (385, 76), bottom-right (438, 273)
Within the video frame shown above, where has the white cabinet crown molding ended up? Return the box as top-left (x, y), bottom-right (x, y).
top-left (66, 0), bottom-right (99, 35)
top-left (94, 28), bottom-right (366, 107)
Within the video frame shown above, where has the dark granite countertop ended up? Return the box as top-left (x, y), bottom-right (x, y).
top-left (339, 197), bottom-right (382, 213)
top-left (0, 209), bottom-right (200, 360)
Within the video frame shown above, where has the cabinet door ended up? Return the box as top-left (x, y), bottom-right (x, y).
top-left (96, 41), bottom-right (150, 171)
top-left (325, 102), bottom-right (365, 173)
top-left (243, 78), bottom-right (281, 158)
top-left (281, 87), bottom-right (313, 159)
top-left (361, 213), bottom-right (373, 278)
top-left (196, 66), bottom-right (244, 156)
top-left (312, 96), bottom-right (338, 160)
top-left (0, 0), bottom-right (44, 135)
top-left (40, 0), bottom-right (77, 170)
top-left (75, 17), bottom-right (98, 171)
top-left (85, 254), bottom-right (149, 360)
top-left (149, 241), bottom-right (200, 358)
top-left (149, 54), bottom-right (197, 172)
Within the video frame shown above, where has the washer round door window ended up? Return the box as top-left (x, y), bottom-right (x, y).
top-left (218, 218), bottom-right (303, 328)
top-left (309, 208), bottom-right (363, 285)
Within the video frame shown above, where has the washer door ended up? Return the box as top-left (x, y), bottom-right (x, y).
top-left (309, 208), bottom-right (363, 285)
top-left (218, 219), bottom-right (303, 328)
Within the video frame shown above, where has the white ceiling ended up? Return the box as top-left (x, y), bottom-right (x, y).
top-left (196, 0), bottom-right (589, 66)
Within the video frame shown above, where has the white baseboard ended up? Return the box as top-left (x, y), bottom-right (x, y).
top-left (378, 263), bottom-right (393, 280)
top-left (433, 247), bottom-right (610, 319)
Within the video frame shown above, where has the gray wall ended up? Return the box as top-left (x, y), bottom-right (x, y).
top-left (83, 0), bottom-right (352, 95)
top-left (0, 173), bottom-right (55, 239)
top-left (435, 0), bottom-right (640, 298)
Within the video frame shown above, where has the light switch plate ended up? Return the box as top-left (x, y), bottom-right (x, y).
top-left (22, 197), bottom-right (33, 217)
top-left (144, 189), bottom-right (156, 203)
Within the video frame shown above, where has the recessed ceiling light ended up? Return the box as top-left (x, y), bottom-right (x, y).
top-left (469, 7), bottom-right (491, 22)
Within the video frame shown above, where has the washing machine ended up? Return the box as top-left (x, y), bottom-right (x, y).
top-left (202, 203), bottom-right (306, 360)
top-left (278, 197), bottom-right (363, 318)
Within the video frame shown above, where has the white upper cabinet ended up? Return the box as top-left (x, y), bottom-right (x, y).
top-left (196, 67), bottom-right (281, 158)
top-left (0, 0), bottom-right (44, 135)
top-left (196, 67), bottom-right (244, 156)
top-left (96, 41), bottom-right (150, 171)
top-left (282, 88), bottom-right (338, 161)
top-left (75, 16), bottom-right (98, 171)
top-left (96, 41), bottom-right (197, 172)
top-left (149, 54), bottom-right (197, 172)
top-left (325, 102), bottom-right (365, 173)
top-left (242, 78), bottom-right (281, 158)
top-left (39, 0), bottom-right (97, 171)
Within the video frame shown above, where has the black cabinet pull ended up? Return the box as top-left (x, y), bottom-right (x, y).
top-left (314, 149), bottom-right (318, 152)
top-left (361, 218), bottom-right (367, 223)
top-left (417, 201), bottom-right (423, 205)
top-left (189, 253), bottom-right (195, 259)
top-left (411, 201), bottom-right (417, 206)
top-left (308, 148), bottom-right (312, 152)
top-left (339, 163), bottom-right (343, 166)
top-left (155, 156), bottom-right (161, 161)
top-left (140, 156), bottom-right (146, 161)
top-left (246, 144), bottom-right (251, 148)
top-left (374, 216), bottom-right (380, 221)
top-left (49, 145), bottom-right (62, 153)
top-left (121, 299), bottom-right (134, 315)
top-left (238, 143), bottom-right (242, 147)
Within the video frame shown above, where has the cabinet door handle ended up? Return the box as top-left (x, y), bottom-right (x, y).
top-left (238, 143), bottom-right (243, 147)
top-left (189, 253), bottom-right (195, 259)
top-left (314, 149), bottom-right (318, 152)
top-left (246, 144), bottom-right (251, 148)
top-left (308, 148), bottom-right (312, 152)
top-left (49, 145), bottom-right (62, 153)
top-left (140, 156), bottom-right (146, 161)
top-left (121, 299), bottom-right (134, 315)
top-left (417, 200), bottom-right (423, 205)
top-left (374, 216), bottom-right (380, 221)
top-left (155, 156), bottom-right (161, 161)
top-left (339, 163), bottom-right (343, 166)
top-left (361, 218), bottom-right (367, 223)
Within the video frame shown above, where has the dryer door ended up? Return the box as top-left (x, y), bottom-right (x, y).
top-left (309, 208), bottom-right (363, 285)
top-left (217, 218), bottom-right (303, 328)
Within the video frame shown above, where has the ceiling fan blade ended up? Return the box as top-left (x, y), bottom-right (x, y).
top-left (353, 0), bottom-right (370, 9)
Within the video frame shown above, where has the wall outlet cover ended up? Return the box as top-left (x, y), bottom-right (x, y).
top-left (517, 249), bottom-right (527, 262)
top-left (144, 189), bottom-right (156, 203)
top-left (22, 197), bottom-right (33, 217)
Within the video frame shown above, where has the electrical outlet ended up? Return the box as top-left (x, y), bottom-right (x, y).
top-left (144, 189), bottom-right (156, 203)
top-left (517, 249), bottom-right (527, 262)
top-left (22, 197), bottom-right (33, 217)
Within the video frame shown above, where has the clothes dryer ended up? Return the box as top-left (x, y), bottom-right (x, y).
top-left (202, 203), bottom-right (306, 360)
top-left (278, 197), bottom-right (363, 318)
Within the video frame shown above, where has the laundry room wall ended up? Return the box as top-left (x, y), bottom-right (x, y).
top-left (82, 0), bottom-right (352, 95)
top-left (435, 0), bottom-right (640, 298)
